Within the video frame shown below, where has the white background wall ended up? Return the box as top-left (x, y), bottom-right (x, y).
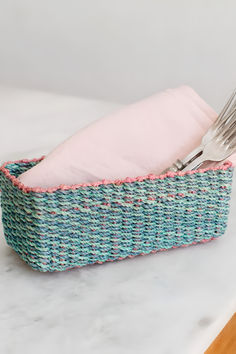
top-left (0, 0), bottom-right (235, 109)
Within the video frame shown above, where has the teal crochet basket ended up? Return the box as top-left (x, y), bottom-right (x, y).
top-left (0, 157), bottom-right (234, 272)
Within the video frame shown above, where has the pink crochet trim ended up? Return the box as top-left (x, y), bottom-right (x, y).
top-left (0, 156), bottom-right (232, 194)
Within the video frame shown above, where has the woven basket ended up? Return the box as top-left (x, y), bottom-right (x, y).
top-left (0, 157), bottom-right (234, 272)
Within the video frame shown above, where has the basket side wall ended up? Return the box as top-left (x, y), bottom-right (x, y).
top-left (0, 164), bottom-right (234, 272)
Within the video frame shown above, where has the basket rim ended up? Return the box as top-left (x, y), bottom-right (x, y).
top-left (0, 156), bottom-right (232, 194)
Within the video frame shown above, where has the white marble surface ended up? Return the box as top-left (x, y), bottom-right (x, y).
top-left (0, 87), bottom-right (236, 354)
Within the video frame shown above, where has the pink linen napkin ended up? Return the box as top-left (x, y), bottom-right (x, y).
top-left (18, 86), bottom-right (235, 188)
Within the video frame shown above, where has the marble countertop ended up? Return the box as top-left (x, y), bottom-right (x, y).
top-left (0, 87), bottom-right (236, 354)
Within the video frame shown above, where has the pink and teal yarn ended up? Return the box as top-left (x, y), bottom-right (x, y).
top-left (0, 157), bottom-right (234, 272)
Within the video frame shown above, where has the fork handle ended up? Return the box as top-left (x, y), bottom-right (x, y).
top-left (162, 145), bottom-right (203, 174)
top-left (181, 154), bottom-right (207, 171)
top-left (161, 159), bottom-right (183, 173)
top-left (181, 145), bottom-right (203, 165)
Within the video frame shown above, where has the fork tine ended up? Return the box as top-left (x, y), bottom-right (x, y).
top-left (215, 107), bottom-right (236, 138)
top-left (227, 129), bottom-right (236, 145)
top-left (216, 89), bottom-right (236, 124)
top-left (221, 119), bottom-right (236, 146)
top-left (226, 133), bottom-right (236, 151)
top-left (224, 125), bottom-right (236, 144)
top-left (218, 106), bottom-right (236, 131)
top-left (228, 89), bottom-right (236, 112)
top-left (230, 100), bottom-right (236, 115)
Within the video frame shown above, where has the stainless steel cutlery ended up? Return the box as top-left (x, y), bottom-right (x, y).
top-left (163, 89), bottom-right (236, 173)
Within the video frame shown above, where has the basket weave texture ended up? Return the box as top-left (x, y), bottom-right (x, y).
top-left (0, 157), bottom-right (234, 272)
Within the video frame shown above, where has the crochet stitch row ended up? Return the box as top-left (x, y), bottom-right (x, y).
top-left (0, 158), bottom-right (234, 272)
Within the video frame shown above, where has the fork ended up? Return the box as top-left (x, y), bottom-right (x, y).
top-left (181, 116), bottom-right (236, 171)
top-left (163, 89), bottom-right (236, 173)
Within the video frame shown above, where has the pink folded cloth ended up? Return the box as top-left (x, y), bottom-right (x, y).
top-left (18, 86), bottom-right (236, 188)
